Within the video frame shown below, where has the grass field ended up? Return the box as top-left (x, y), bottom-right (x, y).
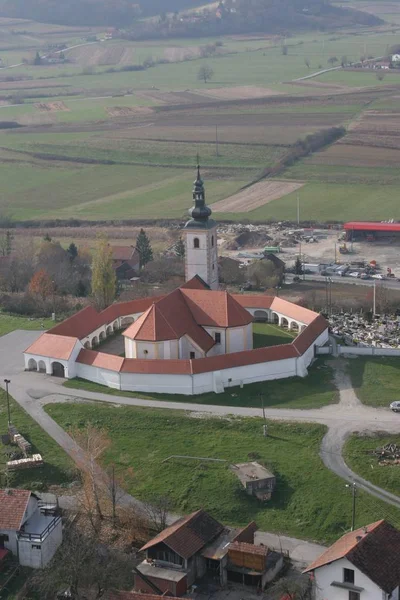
top-left (45, 402), bottom-right (400, 543)
top-left (0, 389), bottom-right (74, 490)
top-left (252, 322), bottom-right (296, 348)
top-left (64, 358), bottom-right (338, 409)
top-left (0, 314), bottom-right (54, 336)
top-left (344, 432), bottom-right (400, 496)
top-left (347, 357), bottom-right (400, 407)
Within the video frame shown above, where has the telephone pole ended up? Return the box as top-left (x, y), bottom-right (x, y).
top-left (216, 124), bottom-right (219, 157)
top-left (346, 482), bottom-right (357, 531)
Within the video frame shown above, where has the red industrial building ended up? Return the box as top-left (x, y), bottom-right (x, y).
top-left (343, 221), bottom-right (400, 241)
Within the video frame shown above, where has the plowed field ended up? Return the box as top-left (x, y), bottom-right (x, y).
top-left (211, 180), bottom-right (304, 212)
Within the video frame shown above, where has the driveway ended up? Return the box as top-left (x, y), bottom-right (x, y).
top-left (4, 330), bottom-right (400, 512)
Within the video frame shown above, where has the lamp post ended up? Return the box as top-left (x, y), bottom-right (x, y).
top-left (346, 482), bottom-right (357, 531)
top-left (4, 378), bottom-right (11, 425)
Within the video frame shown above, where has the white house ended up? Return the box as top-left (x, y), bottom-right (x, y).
top-left (392, 54), bottom-right (400, 62)
top-left (0, 488), bottom-right (62, 568)
top-left (304, 520), bottom-right (400, 600)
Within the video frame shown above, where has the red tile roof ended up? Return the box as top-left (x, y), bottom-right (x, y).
top-left (140, 509), bottom-right (224, 560)
top-left (25, 333), bottom-right (79, 360)
top-left (123, 289), bottom-right (216, 353)
top-left (48, 306), bottom-right (104, 339)
top-left (180, 275), bottom-right (210, 290)
top-left (110, 246), bottom-right (138, 261)
top-left (0, 489), bottom-right (32, 530)
top-left (292, 314), bottom-right (328, 354)
top-left (76, 349), bottom-right (124, 371)
top-left (192, 343), bottom-right (299, 374)
top-left (229, 541), bottom-right (269, 556)
top-left (232, 295), bottom-right (319, 325)
top-left (304, 520), bottom-right (400, 594)
top-left (121, 358), bottom-right (193, 375)
top-left (100, 297), bottom-right (161, 325)
top-left (181, 289), bottom-right (253, 328)
top-left (232, 294), bottom-right (274, 310)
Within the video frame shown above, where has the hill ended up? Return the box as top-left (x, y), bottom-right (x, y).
top-left (0, 0), bottom-right (381, 29)
top-left (0, 0), bottom-right (215, 27)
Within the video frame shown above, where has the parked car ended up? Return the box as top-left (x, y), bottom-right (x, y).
top-left (390, 401), bottom-right (400, 412)
top-left (348, 272), bottom-right (360, 278)
top-left (371, 274), bottom-right (385, 280)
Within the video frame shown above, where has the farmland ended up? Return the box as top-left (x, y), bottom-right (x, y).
top-left (0, 16), bottom-right (397, 221)
top-left (45, 401), bottom-right (400, 543)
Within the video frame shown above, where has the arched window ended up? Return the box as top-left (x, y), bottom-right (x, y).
top-left (211, 235), bottom-right (214, 247)
top-left (194, 238), bottom-right (200, 249)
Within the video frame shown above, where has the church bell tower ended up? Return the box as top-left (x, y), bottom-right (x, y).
top-left (183, 167), bottom-right (219, 290)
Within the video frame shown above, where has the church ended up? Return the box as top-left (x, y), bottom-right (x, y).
top-left (24, 169), bottom-right (329, 395)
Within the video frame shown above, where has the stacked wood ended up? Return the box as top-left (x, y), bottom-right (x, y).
top-left (7, 454), bottom-right (43, 471)
top-left (7, 425), bottom-right (32, 456)
top-left (369, 443), bottom-right (400, 464)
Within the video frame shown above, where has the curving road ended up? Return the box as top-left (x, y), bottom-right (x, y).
top-left (2, 330), bottom-right (400, 510)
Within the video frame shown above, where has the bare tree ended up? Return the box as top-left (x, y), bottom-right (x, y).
top-left (197, 64), bottom-right (214, 83)
top-left (272, 575), bottom-right (312, 600)
top-left (143, 494), bottom-right (172, 533)
top-left (328, 56), bottom-right (338, 66)
top-left (31, 526), bottom-right (134, 600)
top-left (71, 424), bottom-right (111, 531)
top-left (281, 44), bottom-right (288, 55)
top-left (376, 71), bottom-right (385, 81)
top-left (304, 57), bottom-right (310, 69)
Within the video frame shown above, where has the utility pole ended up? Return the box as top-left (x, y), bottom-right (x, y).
top-left (215, 124), bottom-right (219, 157)
top-left (297, 193), bottom-right (300, 225)
top-left (334, 242), bottom-right (337, 264)
top-left (4, 378), bottom-right (11, 425)
top-left (373, 280), bottom-right (376, 317)
top-left (346, 482), bottom-right (357, 531)
top-left (260, 394), bottom-right (267, 436)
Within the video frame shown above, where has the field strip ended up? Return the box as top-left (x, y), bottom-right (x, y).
top-left (211, 180), bottom-right (304, 213)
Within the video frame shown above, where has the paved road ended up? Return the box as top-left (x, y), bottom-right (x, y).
top-left (3, 331), bottom-right (400, 514)
top-left (285, 273), bottom-right (400, 290)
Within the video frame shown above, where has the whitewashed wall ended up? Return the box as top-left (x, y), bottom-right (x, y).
top-left (337, 345), bottom-right (400, 356)
top-left (313, 557), bottom-right (388, 600)
top-left (76, 363), bottom-right (122, 389)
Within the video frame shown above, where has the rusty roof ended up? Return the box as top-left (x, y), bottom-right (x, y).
top-left (181, 289), bottom-right (253, 328)
top-left (304, 520), bottom-right (400, 594)
top-left (140, 509), bottom-right (224, 560)
top-left (24, 333), bottom-right (79, 360)
top-left (48, 305), bottom-right (104, 339)
top-left (0, 489), bottom-right (33, 530)
top-left (232, 295), bottom-right (320, 325)
top-left (110, 246), bottom-right (138, 262)
top-left (229, 541), bottom-right (269, 557)
top-left (180, 275), bottom-right (210, 290)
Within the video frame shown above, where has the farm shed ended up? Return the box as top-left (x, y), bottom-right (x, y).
top-left (231, 461), bottom-right (276, 500)
top-left (227, 542), bottom-right (283, 588)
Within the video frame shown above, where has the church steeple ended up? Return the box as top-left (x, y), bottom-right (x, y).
top-left (185, 166), bottom-right (215, 229)
top-left (183, 167), bottom-right (219, 290)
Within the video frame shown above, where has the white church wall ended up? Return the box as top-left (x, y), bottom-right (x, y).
top-left (204, 327), bottom-right (226, 355)
top-left (185, 231), bottom-right (210, 284)
top-left (179, 335), bottom-right (205, 359)
top-left (76, 363), bottom-right (121, 389)
top-left (227, 325), bottom-right (250, 353)
top-left (120, 371), bottom-right (193, 395)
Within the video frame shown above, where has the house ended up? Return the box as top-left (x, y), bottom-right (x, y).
top-left (0, 488), bottom-right (62, 568)
top-left (374, 61), bottom-right (390, 69)
top-left (230, 462), bottom-right (276, 501)
top-left (135, 509), bottom-right (283, 595)
top-left (392, 53), bottom-right (400, 62)
top-left (303, 519), bottom-right (400, 600)
top-left (110, 246), bottom-right (140, 281)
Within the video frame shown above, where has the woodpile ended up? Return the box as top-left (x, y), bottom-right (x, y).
top-left (8, 424), bottom-right (32, 456)
top-left (369, 443), bottom-right (400, 465)
top-left (7, 454), bottom-right (43, 471)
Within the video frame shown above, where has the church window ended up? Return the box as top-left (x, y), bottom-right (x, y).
top-left (215, 332), bottom-right (221, 344)
top-left (194, 238), bottom-right (200, 249)
top-left (211, 235), bottom-right (214, 247)
top-left (143, 349), bottom-right (148, 355)
top-left (190, 352), bottom-right (195, 359)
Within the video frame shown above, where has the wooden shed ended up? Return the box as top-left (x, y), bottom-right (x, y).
top-left (228, 542), bottom-right (268, 572)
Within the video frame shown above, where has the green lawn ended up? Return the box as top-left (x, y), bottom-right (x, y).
top-left (239, 181), bottom-right (400, 222)
top-left (347, 357), bottom-right (400, 408)
top-left (344, 433), bottom-right (400, 497)
top-left (252, 322), bottom-right (296, 348)
top-left (0, 389), bottom-right (74, 490)
top-left (64, 359), bottom-right (338, 410)
top-left (0, 314), bottom-right (54, 337)
top-left (45, 402), bottom-right (400, 543)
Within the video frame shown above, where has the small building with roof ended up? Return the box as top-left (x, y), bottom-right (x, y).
top-left (23, 169), bottom-right (328, 393)
top-left (230, 462), bottom-right (276, 501)
top-left (304, 520), bottom-right (400, 600)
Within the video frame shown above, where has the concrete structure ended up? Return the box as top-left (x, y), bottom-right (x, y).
top-left (184, 167), bottom-right (218, 290)
top-left (304, 520), bottom-right (400, 600)
top-left (0, 489), bottom-right (62, 569)
top-left (230, 462), bottom-right (276, 501)
top-left (135, 510), bottom-right (282, 596)
top-left (23, 169), bottom-right (328, 394)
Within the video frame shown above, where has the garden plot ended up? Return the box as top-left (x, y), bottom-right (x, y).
top-left (34, 101), bottom-right (69, 112)
top-left (212, 180), bottom-right (304, 213)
